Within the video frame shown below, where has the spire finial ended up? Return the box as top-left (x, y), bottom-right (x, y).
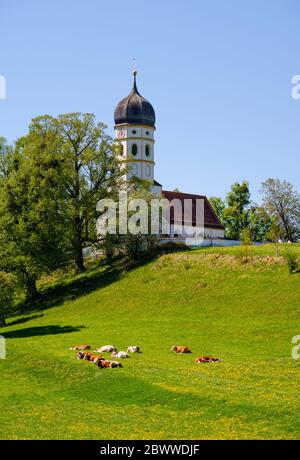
top-left (132, 58), bottom-right (138, 93)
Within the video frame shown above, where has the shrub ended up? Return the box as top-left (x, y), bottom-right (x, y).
top-left (240, 228), bottom-right (252, 245)
top-left (123, 234), bottom-right (158, 261)
top-left (158, 241), bottom-right (187, 251)
top-left (284, 252), bottom-right (299, 274)
top-left (240, 228), bottom-right (252, 261)
top-left (101, 234), bottom-right (120, 262)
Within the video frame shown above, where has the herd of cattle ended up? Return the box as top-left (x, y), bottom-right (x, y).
top-left (69, 344), bottom-right (138, 369)
top-left (70, 344), bottom-right (222, 369)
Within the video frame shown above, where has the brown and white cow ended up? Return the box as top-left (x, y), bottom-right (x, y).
top-left (171, 345), bottom-right (192, 354)
top-left (70, 344), bottom-right (91, 351)
top-left (97, 358), bottom-right (122, 369)
top-left (195, 355), bottom-right (222, 363)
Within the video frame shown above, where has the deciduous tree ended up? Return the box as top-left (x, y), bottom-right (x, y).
top-left (23, 113), bottom-right (124, 273)
top-left (209, 196), bottom-right (226, 226)
top-left (223, 181), bottom-right (250, 239)
top-left (261, 178), bottom-right (300, 242)
top-left (0, 134), bottom-right (67, 302)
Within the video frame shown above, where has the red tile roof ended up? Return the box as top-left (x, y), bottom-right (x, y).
top-left (162, 190), bottom-right (224, 229)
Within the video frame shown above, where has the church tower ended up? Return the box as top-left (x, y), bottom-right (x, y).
top-left (114, 71), bottom-right (161, 193)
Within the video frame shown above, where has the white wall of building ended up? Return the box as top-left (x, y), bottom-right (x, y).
top-left (115, 124), bottom-right (155, 181)
top-left (169, 224), bottom-right (224, 239)
top-left (204, 228), bottom-right (225, 238)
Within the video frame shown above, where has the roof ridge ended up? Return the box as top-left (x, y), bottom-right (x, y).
top-left (162, 190), bottom-right (206, 198)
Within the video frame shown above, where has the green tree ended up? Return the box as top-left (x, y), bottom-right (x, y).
top-left (261, 178), bottom-right (300, 242)
top-left (211, 183), bottom-right (272, 242)
top-left (209, 196), bottom-right (226, 225)
top-left (223, 181), bottom-right (250, 239)
top-left (248, 205), bottom-right (272, 242)
top-left (0, 137), bottom-right (13, 181)
top-left (0, 135), bottom-right (69, 302)
top-left (24, 113), bottom-right (124, 273)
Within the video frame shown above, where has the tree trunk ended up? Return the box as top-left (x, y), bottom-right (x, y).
top-left (25, 277), bottom-right (38, 303)
top-left (74, 241), bottom-right (85, 274)
top-left (0, 315), bottom-right (6, 327)
top-left (282, 218), bottom-right (294, 242)
top-left (73, 190), bottom-right (85, 274)
top-left (73, 221), bottom-right (85, 274)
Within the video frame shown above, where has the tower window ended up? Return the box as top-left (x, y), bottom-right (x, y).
top-left (132, 144), bottom-right (138, 156)
top-left (146, 131), bottom-right (150, 135)
top-left (145, 145), bottom-right (151, 157)
top-left (132, 130), bottom-right (137, 134)
top-left (118, 144), bottom-right (124, 156)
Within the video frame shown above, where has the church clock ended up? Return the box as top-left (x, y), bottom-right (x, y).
top-left (116, 128), bottom-right (126, 139)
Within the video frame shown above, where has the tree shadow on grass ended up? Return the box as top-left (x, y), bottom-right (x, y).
top-left (2, 324), bottom-right (85, 339)
top-left (7, 314), bottom-right (44, 327)
top-left (14, 256), bottom-right (157, 318)
top-left (16, 260), bottom-right (127, 316)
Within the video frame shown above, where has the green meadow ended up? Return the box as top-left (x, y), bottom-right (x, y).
top-left (0, 244), bottom-right (299, 440)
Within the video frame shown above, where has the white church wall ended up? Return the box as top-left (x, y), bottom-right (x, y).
top-left (168, 224), bottom-right (224, 239)
top-left (158, 238), bottom-right (241, 248)
top-left (204, 228), bottom-right (225, 238)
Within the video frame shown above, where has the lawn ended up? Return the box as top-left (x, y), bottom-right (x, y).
top-left (0, 243), bottom-right (299, 439)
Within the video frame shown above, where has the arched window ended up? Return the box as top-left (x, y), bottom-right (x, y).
top-left (145, 145), bottom-right (151, 157)
top-left (132, 144), bottom-right (138, 156)
top-left (118, 144), bottom-right (124, 156)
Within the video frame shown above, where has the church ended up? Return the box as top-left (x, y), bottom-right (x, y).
top-left (114, 71), bottom-right (225, 241)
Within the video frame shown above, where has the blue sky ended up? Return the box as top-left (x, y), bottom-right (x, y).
top-left (1, 0), bottom-right (300, 202)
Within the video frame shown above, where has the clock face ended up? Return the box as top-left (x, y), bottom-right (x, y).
top-left (116, 129), bottom-right (126, 139)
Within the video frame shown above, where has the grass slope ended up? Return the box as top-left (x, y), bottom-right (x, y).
top-left (0, 244), bottom-right (300, 440)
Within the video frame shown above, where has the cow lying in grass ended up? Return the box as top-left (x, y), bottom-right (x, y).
top-left (76, 352), bottom-right (103, 363)
top-left (171, 345), bottom-right (192, 354)
top-left (94, 345), bottom-right (117, 353)
top-left (195, 355), bottom-right (222, 363)
top-left (111, 351), bottom-right (129, 359)
top-left (127, 346), bottom-right (141, 353)
top-left (97, 359), bottom-right (123, 369)
top-left (86, 353), bottom-right (104, 364)
top-left (76, 352), bottom-right (122, 368)
top-left (76, 351), bottom-right (92, 360)
top-left (70, 344), bottom-right (91, 351)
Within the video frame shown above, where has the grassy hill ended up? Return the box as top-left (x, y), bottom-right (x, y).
top-left (0, 244), bottom-right (300, 440)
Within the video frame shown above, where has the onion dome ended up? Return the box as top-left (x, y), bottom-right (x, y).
top-left (114, 71), bottom-right (156, 127)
